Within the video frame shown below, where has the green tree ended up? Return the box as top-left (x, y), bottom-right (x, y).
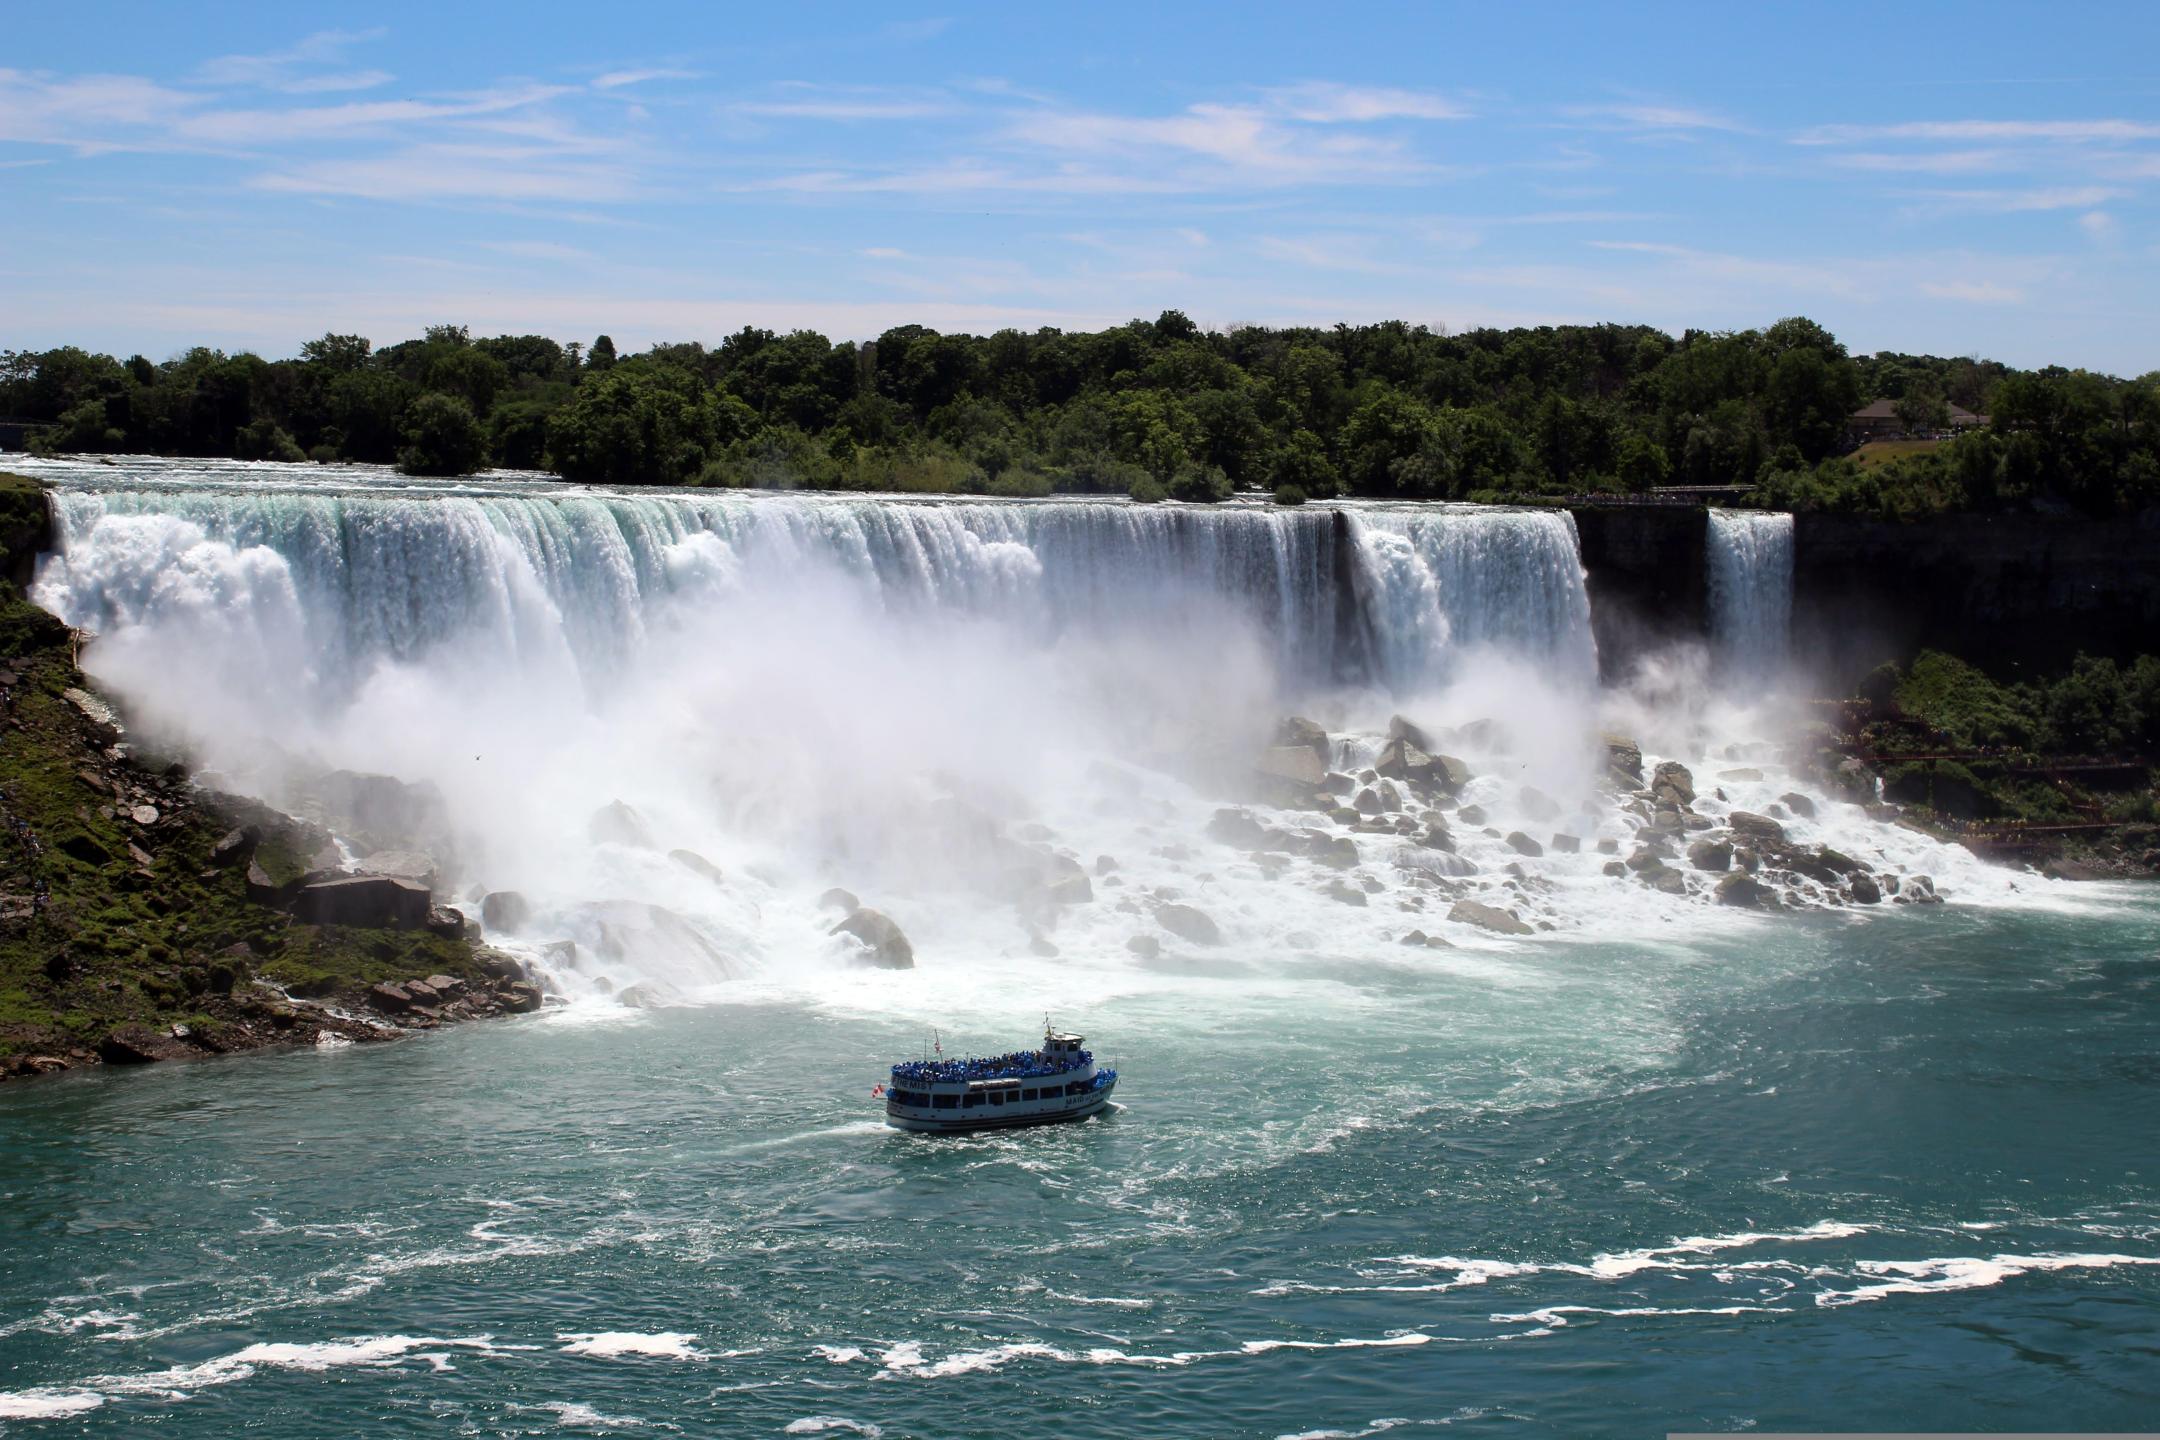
top-left (546, 366), bottom-right (715, 485)
top-left (395, 394), bottom-right (489, 477)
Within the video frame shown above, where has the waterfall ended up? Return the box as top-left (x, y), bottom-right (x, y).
top-left (1705, 510), bottom-right (1794, 677)
top-left (1348, 508), bottom-right (1597, 693)
top-left (32, 473), bottom-right (1596, 700)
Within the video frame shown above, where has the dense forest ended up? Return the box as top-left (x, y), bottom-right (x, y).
top-left (4, 314), bottom-right (2156, 516)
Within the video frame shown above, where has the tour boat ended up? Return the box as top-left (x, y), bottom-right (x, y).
top-left (877, 1026), bottom-right (1118, 1133)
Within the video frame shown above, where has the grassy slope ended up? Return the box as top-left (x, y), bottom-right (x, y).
top-left (0, 472), bottom-right (489, 1064)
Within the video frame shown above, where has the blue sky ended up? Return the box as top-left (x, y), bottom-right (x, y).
top-left (4, 1), bottom-right (2157, 374)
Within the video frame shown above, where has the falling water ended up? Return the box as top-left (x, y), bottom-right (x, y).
top-left (1705, 509), bottom-right (1794, 678)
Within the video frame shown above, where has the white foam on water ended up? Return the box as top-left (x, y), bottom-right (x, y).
top-left (557, 1331), bottom-right (708, 1360)
top-left (0, 1334), bottom-right (501, 1419)
top-left (1816, 1252), bottom-right (2160, 1307)
top-left (785, 1419), bottom-right (884, 1437)
top-left (534, 1399), bottom-right (665, 1430)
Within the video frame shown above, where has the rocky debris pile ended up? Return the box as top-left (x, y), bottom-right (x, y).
top-left (366, 953), bottom-right (544, 1024)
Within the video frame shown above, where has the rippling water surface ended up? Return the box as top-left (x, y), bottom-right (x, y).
top-left (4, 897), bottom-right (2156, 1437)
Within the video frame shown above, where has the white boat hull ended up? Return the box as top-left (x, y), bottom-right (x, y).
top-left (885, 1078), bottom-right (1117, 1134)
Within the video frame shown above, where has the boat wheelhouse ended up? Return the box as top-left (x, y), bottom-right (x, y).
top-left (881, 1028), bottom-right (1117, 1133)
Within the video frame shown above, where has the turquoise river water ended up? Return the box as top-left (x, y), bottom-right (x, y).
top-left (4, 896), bottom-right (2157, 1437)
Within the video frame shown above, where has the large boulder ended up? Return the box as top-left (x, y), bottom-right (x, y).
top-left (1603, 735), bottom-right (1644, 783)
top-left (209, 827), bottom-right (257, 868)
top-left (1505, 831), bottom-right (1543, 857)
top-left (670, 849), bottom-right (725, 886)
top-left (1255, 744), bottom-right (1326, 788)
top-left (1207, 808), bottom-right (1276, 850)
top-left (1687, 838), bottom-right (1733, 872)
top-left (354, 850), bottom-right (440, 893)
top-left (1517, 787), bottom-right (1561, 823)
top-left (1430, 753), bottom-right (1472, 794)
top-left (1155, 903), bottom-right (1222, 946)
top-left (291, 875), bottom-right (433, 930)
top-left (831, 907), bottom-right (914, 969)
top-left (1848, 874), bottom-right (1883, 904)
top-left (1779, 792), bottom-right (1818, 820)
top-left (1387, 714), bottom-right (1434, 751)
top-left (481, 890), bottom-right (532, 932)
top-left (1375, 737), bottom-right (1445, 793)
top-left (1448, 899), bottom-right (1533, 936)
top-left (1275, 716), bottom-right (1330, 761)
top-left (1650, 761), bottom-right (1695, 808)
top-left (1727, 811), bottom-right (1787, 844)
top-left (1715, 872), bottom-right (1768, 908)
top-left (818, 887), bottom-right (859, 913)
top-left (98, 1024), bottom-right (186, 1065)
top-left (587, 800), bottom-right (656, 849)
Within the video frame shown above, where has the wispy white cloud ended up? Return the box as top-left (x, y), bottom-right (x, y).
top-left (254, 143), bottom-right (635, 203)
top-left (1263, 82), bottom-right (1467, 123)
top-left (591, 67), bottom-right (699, 90)
top-left (1797, 118), bottom-right (2160, 145)
top-left (1566, 102), bottom-right (1742, 132)
top-left (1903, 185), bottom-right (2126, 214)
top-left (174, 85), bottom-right (571, 146)
top-left (479, 239), bottom-right (597, 262)
top-left (1827, 148), bottom-right (2015, 175)
top-left (195, 30), bottom-right (391, 94)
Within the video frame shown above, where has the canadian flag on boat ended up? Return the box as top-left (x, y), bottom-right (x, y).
top-left (871, 1084), bottom-right (885, 1098)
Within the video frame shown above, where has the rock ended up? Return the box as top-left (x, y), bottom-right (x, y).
top-left (1319, 772), bottom-right (1355, 796)
top-left (424, 974), bottom-right (464, 996)
top-left (1650, 760), bottom-right (1695, 804)
top-left (1275, 715), bottom-right (1330, 760)
top-left (1417, 823), bottom-right (1454, 852)
top-left (1155, 903), bottom-right (1222, 946)
top-left (1650, 868), bottom-right (1688, 894)
top-left (1505, 831), bottom-right (1543, 857)
top-left (669, 849), bottom-right (724, 885)
top-left (1376, 738), bottom-right (1445, 793)
top-left (1323, 879), bottom-right (1369, 906)
top-left (1430, 754), bottom-right (1472, 794)
top-left (1047, 873), bottom-right (1093, 906)
top-left (1353, 786), bottom-right (1386, 816)
top-left (210, 827), bottom-right (257, 867)
top-left (1815, 846), bottom-right (1864, 877)
top-left (1848, 874), bottom-right (1883, 904)
top-left (98, 1024), bottom-right (182, 1065)
top-left (1715, 872), bottom-right (1768, 908)
top-left (1400, 929), bottom-right (1429, 946)
top-left (292, 875), bottom-right (433, 930)
top-left (1624, 846), bottom-right (1667, 873)
top-left (475, 949), bottom-right (528, 981)
top-left (1517, 787), bottom-right (1561, 822)
top-left (1387, 714), bottom-right (1434, 751)
top-left (1448, 899), bottom-right (1533, 936)
top-left (404, 979), bottom-right (442, 1005)
top-left (60, 833), bottom-right (111, 867)
top-left (818, 887), bottom-right (859, 913)
top-left (500, 980), bottom-right (545, 1014)
top-left (1602, 860), bottom-right (1628, 877)
top-left (1603, 735), bottom-right (1644, 782)
top-left (1094, 855), bottom-right (1118, 876)
top-left (1779, 792), bottom-right (1818, 820)
top-left (587, 800), bottom-right (655, 849)
top-left (1595, 836), bottom-right (1619, 855)
top-left (481, 890), bottom-right (531, 932)
top-left (831, 907), bottom-right (915, 969)
top-left (1206, 809), bottom-right (1271, 851)
top-left (1456, 804), bottom-right (1488, 827)
top-left (2042, 858), bottom-right (2107, 882)
top-left (1125, 935), bottom-right (1162, 960)
top-left (1833, 757), bottom-right (1875, 800)
top-left (369, 981), bottom-right (415, 1012)
top-left (355, 850), bottom-right (440, 892)
top-left (1549, 833), bottom-right (1580, 854)
top-left (1297, 831), bottom-right (1360, 869)
top-left (1256, 745), bottom-right (1326, 788)
top-left (1727, 811), bottom-right (1787, 844)
top-left (425, 906), bottom-right (472, 940)
top-left (1687, 838), bottom-right (1733, 872)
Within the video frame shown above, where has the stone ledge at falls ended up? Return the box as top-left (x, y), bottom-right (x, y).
top-left (0, 480), bottom-right (542, 1080)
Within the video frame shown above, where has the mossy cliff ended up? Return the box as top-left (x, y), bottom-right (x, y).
top-left (0, 472), bottom-right (533, 1079)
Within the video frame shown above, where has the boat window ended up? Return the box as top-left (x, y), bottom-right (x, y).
top-left (989, 1092), bottom-right (1005, 1105)
top-left (1021, 1089), bottom-right (1038, 1102)
top-left (932, 1094), bottom-right (956, 1109)
top-left (962, 1093), bottom-right (981, 1108)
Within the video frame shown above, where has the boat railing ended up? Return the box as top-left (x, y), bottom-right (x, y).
top-left (890, 1050), bottom-right (1092, 1085)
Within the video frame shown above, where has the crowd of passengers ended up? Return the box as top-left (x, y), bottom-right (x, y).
top-left (892, 1049), bottom-right (1090, 1084)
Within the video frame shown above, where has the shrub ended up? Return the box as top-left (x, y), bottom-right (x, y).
top-left (1272, 483), bottom-right (1308, 506)
top-left (394, 394), bottom-right (489, 477)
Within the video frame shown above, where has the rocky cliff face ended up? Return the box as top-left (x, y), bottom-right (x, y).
top-left (1568, 503), bottom-right (2160, 687)
top-left (1792, 511), bottom-right (2160, 686)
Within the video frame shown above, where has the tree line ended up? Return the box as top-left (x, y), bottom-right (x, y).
top-left (4, 314), bottom-right (2155, 515)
